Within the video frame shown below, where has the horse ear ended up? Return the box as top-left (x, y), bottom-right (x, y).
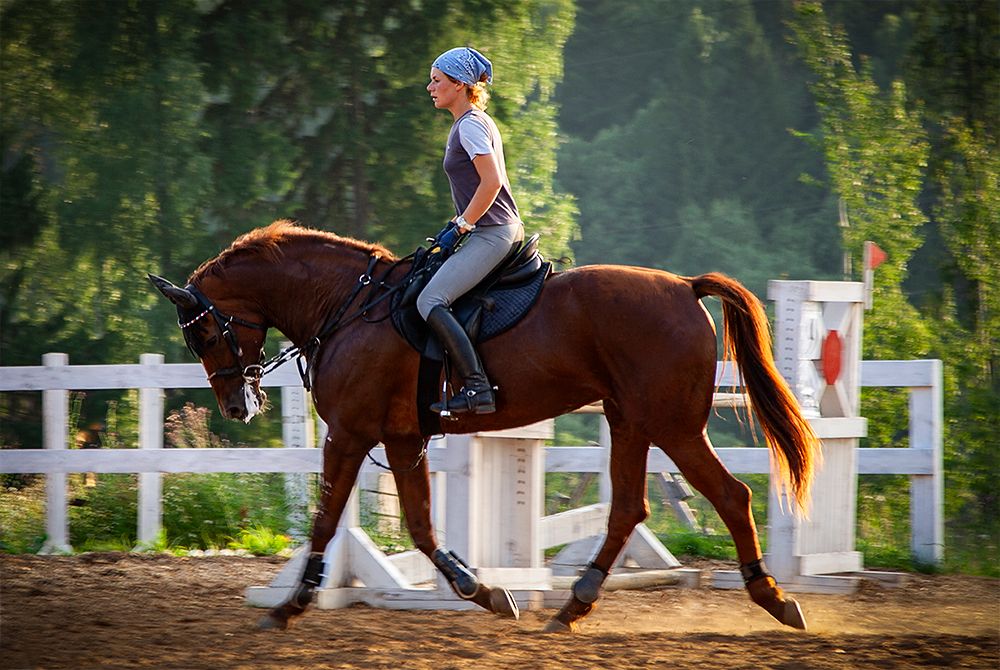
top-left (147, 273), bottom-right (198, 309)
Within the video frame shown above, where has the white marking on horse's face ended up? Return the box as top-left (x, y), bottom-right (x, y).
top-left (242, 382), bottom-right (263, 424)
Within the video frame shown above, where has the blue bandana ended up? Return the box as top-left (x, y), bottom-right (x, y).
top-left (432, 47), bottom-right (493, 86)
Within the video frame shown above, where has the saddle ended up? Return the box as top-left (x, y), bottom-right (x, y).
top-left (390, 233), bottom-right (552, 435)
top-left (391, 233), bottom-right (551, 359)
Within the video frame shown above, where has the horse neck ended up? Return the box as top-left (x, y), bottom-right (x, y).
top-left (222, 242), bottom-right (380, 347)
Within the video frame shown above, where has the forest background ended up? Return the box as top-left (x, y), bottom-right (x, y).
top-left (1, 0), bottom-right (996, 574)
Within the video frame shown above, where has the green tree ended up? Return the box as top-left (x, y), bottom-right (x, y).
top-left (1, 0), bottom-right (577, 450)
top-left (558, 0), bottom-right (839, 297)
top-left (2, 1), bottom-right (213, 368)
top-left (790, 1), bottom-right (999, 573)
top-left (789, 0), bottom-right (933, 361)
top-left (192, 1), bottom-right (576, 258)
top-left (903, 2), bottom-right (999, 563)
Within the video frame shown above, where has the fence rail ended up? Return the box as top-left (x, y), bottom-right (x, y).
top-left (0, 354), bottom-right (942, 563)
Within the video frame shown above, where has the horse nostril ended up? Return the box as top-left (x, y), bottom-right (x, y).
top-left (226, 405), bottom-right (246, 420)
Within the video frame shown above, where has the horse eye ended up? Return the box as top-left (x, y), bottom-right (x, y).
top-left (205, 334), bottom-right (219, 347)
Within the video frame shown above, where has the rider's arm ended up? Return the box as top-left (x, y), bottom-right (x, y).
top-left (455, 152), bottom-right (502, 232)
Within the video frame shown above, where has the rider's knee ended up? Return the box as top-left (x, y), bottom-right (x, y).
top-left (416, 291), bottom-right (447, 321)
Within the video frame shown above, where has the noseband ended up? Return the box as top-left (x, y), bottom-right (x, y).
top-left (178, 285), bottom-right (268, 383)
top-left (177, 253), bottom-right (396, 390)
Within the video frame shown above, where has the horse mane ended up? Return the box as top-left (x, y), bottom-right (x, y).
top-left (188, 219), bottom-right (397, 283)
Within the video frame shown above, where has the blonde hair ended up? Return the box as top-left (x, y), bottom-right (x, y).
top-left (467, 81), bottom-right (490, 110)
top-left (446, 74), bottom-right (491, 110)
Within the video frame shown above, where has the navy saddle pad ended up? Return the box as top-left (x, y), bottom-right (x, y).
top-left (390, 234), bottom-right (552, 361)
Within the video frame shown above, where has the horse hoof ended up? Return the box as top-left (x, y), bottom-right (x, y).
top-left (542, 618), bottom-right (576, 634)
top-left (489, 587), bottom-right (520, 620)
top-left (781, 598), bottom-right (807, 630)
top-left (257, 613), bottom-right (289, 631)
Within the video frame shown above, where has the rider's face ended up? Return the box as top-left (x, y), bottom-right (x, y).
top-left (427, 67), bottom-right (464, 110)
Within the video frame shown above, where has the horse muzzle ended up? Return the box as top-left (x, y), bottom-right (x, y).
top-left (221, 382), bottom-right (266, 423)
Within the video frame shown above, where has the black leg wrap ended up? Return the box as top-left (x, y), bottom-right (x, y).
top-left (572, 564), bottom-right (609, 604)
top-left (739, 558), bottom-right (772, 586)
top-left (289, 551), bottom-right (326, 610)
top-left (432, 548), bottom-right (479, 599)
top-left (302, 552), bottom-right (325, 587)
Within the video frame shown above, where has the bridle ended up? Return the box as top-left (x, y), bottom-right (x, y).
top-left (173, 251), bottom-right (429, 472)
top-left (177, 253), bottom-right (402, 389)
top-left (178, 284), bottom-right (269, 384)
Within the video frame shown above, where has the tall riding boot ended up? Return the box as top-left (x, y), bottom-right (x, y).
top-left (426, 306), bottom-right (496, 415)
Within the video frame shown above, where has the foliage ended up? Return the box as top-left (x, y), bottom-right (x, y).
top-left (552, 413), bottom-right (600, 446)
top-left (789, 0), bottom-right (999, 576)
top-left (166, 403), bottom-right (236, 449)
top-left (658, 530), bottom-right (737, 562)
top-left (364, 528), bottom-right (415, 556)
top-left (790, 1), bottom-right (931, 349)
top-left (558, 0), bottom-right (840, 298)
top-left (162, 472), bottom-right (290, 549)
top-left (905, 1), bottom-right (1000, 569)
top-left (134, 529), bottom-right (175, 554)
top-left (0, 0), bottom-right (577, 451)
top-left (228, 523), bottom-right (293, 556)
top-left (0, 481), bottom-right (46, 553)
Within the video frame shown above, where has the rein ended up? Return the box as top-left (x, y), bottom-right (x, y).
top-left (180, 285), bottom-right (269, 384)
top-left (268, 251), bottom-right (414, 391)
top-left (180, 247), bottom-right (419, 394)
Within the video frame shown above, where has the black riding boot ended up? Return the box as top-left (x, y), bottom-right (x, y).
top-left (426, 306), bottom-right (496, 415)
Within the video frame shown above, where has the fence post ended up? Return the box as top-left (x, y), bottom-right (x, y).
top-left (40, 352), bottom-right (72, 554)
top-left (281, 345), bottom-right (314, 541)
top-left (909, 360), bottom-right (944, 565)
top-left (137, 353), bottom-right (165, 548)
top-left (598, 415), bottom-right (612, 504)
top-left (442, 433), bottom-right (481, 566)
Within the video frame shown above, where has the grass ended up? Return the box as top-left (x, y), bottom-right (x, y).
top-left (228, 524), bottom-right (293, 556)
top-left (2, 452), bottom-right (997, 576)
top-left (658, 530), bottom-right (738, 561)
top-left (0, 481), bottom-right (46, 554)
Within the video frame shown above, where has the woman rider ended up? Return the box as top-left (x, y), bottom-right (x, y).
top-left (420, 47), bottom-right (525, 416)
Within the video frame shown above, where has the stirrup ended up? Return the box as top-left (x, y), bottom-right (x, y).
top-left (433, 385), bottom-right (496, 417)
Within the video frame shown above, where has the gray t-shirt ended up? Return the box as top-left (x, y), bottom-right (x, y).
top-left (443, 109), bottom-right (521, 227)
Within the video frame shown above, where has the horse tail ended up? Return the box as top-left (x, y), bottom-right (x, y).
top-left (690, 272), bottom-right (818, 513)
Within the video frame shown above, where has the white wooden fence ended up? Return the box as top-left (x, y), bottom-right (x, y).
top-left (0, 354), bottom-right (942, 564)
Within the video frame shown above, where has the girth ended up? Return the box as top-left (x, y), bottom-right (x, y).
top-left (390, 233), bottom-right (549, 359)
top-left (389, 233), bottom-right (551, 435)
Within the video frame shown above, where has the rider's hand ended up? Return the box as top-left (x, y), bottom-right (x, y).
top-left (436, 226), bottom-right (461, 252)
top-left (431, 221), bottom-right (461, 252)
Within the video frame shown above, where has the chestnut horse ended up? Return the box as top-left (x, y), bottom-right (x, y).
top-left (149, 220), bottom-right (817, 633)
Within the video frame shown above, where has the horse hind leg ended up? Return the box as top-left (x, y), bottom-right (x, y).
top-left (657, 431), bottom-right (807, 630)
top-left (386, 437), bottom-right (518, 620)
top-left (544, 414), bottom-right (650, 633)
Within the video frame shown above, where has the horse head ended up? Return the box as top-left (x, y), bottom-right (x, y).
top-left (148, 273), bottom-right (269, 423)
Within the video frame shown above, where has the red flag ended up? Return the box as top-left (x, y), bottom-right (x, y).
top-left (865, 241), bottom-right (887, 270)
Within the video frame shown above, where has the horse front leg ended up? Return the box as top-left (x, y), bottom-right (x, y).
top-left (259, 433), bottom-right (372, 630)
top-left (545, 421), bottom-right (649, 633)
top-left (385, 437), bottom-right (518, 620)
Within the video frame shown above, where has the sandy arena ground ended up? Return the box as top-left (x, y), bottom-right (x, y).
top-left (2, 553), bottom-right (998, 669)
